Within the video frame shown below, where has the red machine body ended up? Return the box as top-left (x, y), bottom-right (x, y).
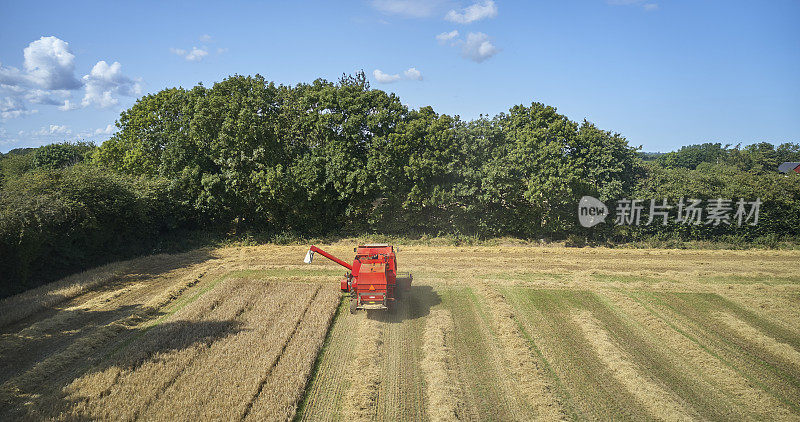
top-left (306, 244), bottom-right (412, 313)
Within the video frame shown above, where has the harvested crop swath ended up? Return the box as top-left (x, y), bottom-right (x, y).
top-left (571, 310), bottom-right (693, 421)
top-left (298, 285), bottom-right (431, 421)
top-left (376, 286), bottom-right (428, 421)
top-left (243, 285), bottom-right (341, 421)
top-left (474, 284), bottom-right (566, 421)
top-left (644, 292), bottom-right (800, 413)
top-left (0, 258), bottom-right (222, 419)
top-left (343, 316), bottom-right (385, 421)
top-left (61, 277), bottom-right (260, 420)
top-left (438, 286), bottom-right (526, 421)
top-left (296, 300), bottom-right (360, 421)
top-left (420, 309), bottom-right (461, 422)
top-left (501, 288), bottom-right (653, 419)
top-left (715, 312), bottom-right (800, 370)
top-left (601, 289), bottom-right (776, 420)
top-left (143, 283), bottom-right (319, 420)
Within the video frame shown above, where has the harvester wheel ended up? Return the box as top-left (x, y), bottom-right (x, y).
top-left (350, 298), bottom-right (358, 314)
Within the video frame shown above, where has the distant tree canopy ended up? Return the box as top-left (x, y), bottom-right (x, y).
top-left (657, 142), bottom-right (800, 172)
top-left (91, 73), bottom-right (642, 238)
top-left (1, 71), bottom-right (799, 297)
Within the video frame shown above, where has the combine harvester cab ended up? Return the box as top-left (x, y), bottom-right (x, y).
top-left (304, 244), bottom-right (412, 314)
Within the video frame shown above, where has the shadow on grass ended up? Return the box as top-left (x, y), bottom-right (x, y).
top-left (0, 249), bottom-right (231, 419)
top-left (367, 284), bottom-right (442, 323)
top-left (0, 248), bottom-right (217, 334)
top-left (0, 307), bottom-right (242, 420)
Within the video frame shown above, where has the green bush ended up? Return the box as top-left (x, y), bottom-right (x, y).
top-left (32, 142), bottom-right (95, 170)
top-left (0, 165), bottom-right (192, 298)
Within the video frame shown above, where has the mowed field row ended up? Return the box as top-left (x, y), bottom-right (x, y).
top-left (1, 244), bottom-right (799, 420)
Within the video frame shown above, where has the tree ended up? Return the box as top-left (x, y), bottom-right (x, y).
top-left (32, 142), bottom-right (95, 170)
top-left (658, 143), bottom-right (728, 170)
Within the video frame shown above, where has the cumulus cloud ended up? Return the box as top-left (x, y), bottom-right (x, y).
top-left (81, 61), bottom-right (141, 108)
top-left (23, 37), bottom-right (82, 90)
top-left (436, 30), bottom-right (459, 44)
top-left (373, 69), bottom-right (402, 83)
top-left (461, 32), bottom-right (499, 62)
top-left (171, 46), bottom-right (209, 61)
top-left (200, 34), bottom-right (212, 42)
top-left (370, 0), bottom-right (447, 18)
top-left (1, 37), bottom-right (82, 90)
top-left (404, 67), bottom-right (423, 80)
top-left (445, 0), bottom-right (497, 24)
top-left (0, 36), bottom-right (142, 116)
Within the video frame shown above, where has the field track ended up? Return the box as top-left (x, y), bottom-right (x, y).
top-left (1, 244), bottom-right (799, 420)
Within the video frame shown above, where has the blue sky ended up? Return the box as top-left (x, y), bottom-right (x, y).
top-left (1, 0), bottom-right (798, 153)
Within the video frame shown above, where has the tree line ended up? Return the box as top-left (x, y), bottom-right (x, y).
top-left (1, 72), bottom-right (798, 297)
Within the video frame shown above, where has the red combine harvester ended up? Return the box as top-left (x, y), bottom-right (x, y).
top-left (304, 244), bottom-right (412, 314)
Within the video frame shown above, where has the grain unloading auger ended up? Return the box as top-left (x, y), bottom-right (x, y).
top-left (304, 244), bottom-right (412, 314)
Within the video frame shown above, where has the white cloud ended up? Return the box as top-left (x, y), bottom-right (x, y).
top-left (0, 62), bottom-right (28, 87)
top-left (23, 36), bottom-right (82, 90)
top-left (185, 47), bottom-right (208, 61)
top-left (81, 61), bottom-right (141, 109)
top-left (0, 36), bottom-right (143, 115)
top-left (25, 89), bottom-right (70, 105)
top-left (370, 0), bottom-right (446, 18)
top-left (59, 99), bottom-right (78, 111)
top-left (373, 68), bottom-right (423, 83)
top-left (0, 96), bottom-right (38, 119)
top-left (436, 30), bottom-right (459, 44)
top-left (217, 47), bottom-right (229, 54)
top-left (171, 46), bottom-right (209, 61)
top-left (373, 69), bottom-right (401, 83)
top-left (28, 125), bottom-right (71, 136)
top-left (445, 0), bottom-right (497, 24)
top-left (200, 34), bottom-right (212, 42)
top-left (461, 32), bottom-right (499, 62)
top-left (94, 124), bottom-right (116, 135)
top-left (1, 36), bottom-right (82, 91)
top-left (404, 67), bottom-right (423, 80)
top-left (643, 3), bottom-right (658, 11)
